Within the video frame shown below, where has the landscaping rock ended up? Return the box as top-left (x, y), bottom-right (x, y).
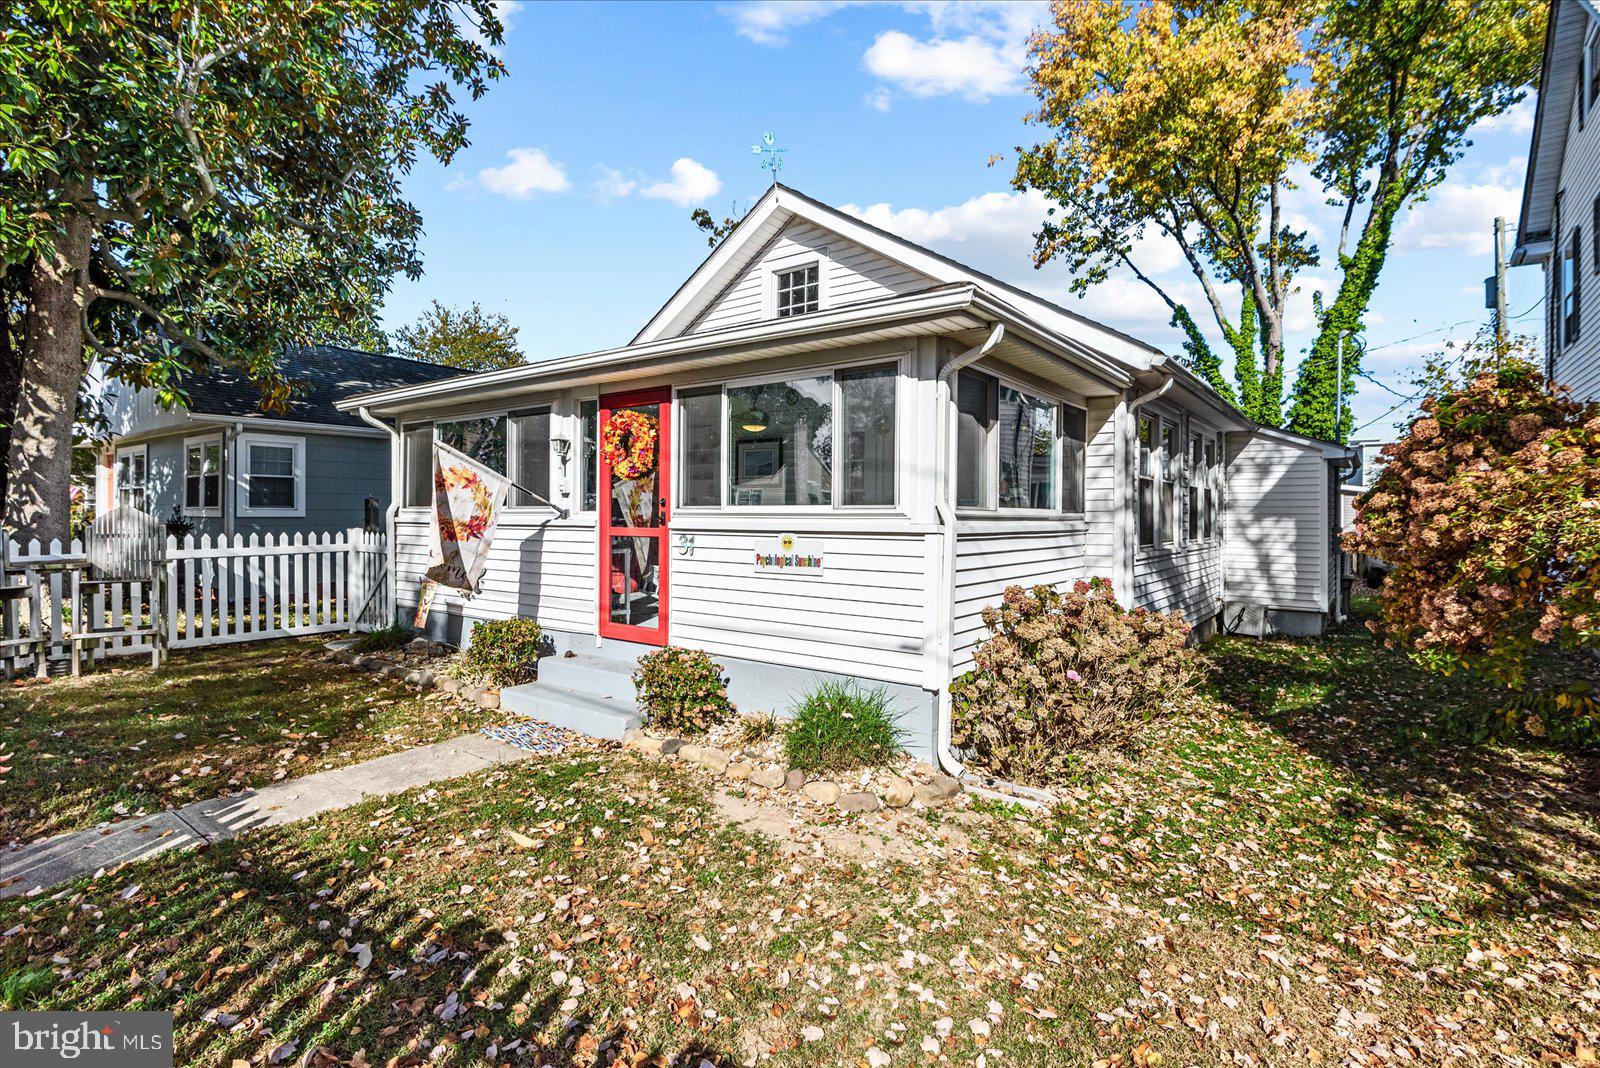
top-left (881, 776), bottom-right (914, 808)
top-left (437, 676), bottom-right (461, 695)
top-left (913, 773), bottom-right (962, 804)
top-left (636, 735), bottom-right (665, 755)
top-left (696, 747), bottom-right (730, 773)
top-left (725, 760), bottom-right (752, 781)
top-left (461, 682), bottom-right (488, 702)
top-left (475, 690), bottom-right (500, 710)
top-left (659, 738), bottom-right (686, 757)
top-left (622, 728), bottom-right (646, 749)
top-left (783, 768), bottom-right (808, 792)
top-left (749, 765), bottom-right (785, 790)
top-left (429, 641), bottom-right (452, 657)
top-left (407, 637), bottom-right (432, 655)
top-left (356, 656), bottom-right (383, 672)
top-left (838, 791), bottom-right (881, 813)
top-left (678, 744), bottom-right (703, 764)
top-left (802, 780), bottom-right (841, 805)
top-left (405, 669), bottom-right (435, 691)
top-left (384, 665), bottom-right (410, 682)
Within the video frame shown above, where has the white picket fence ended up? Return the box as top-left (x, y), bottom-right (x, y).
top-left (1, 529), bottom-right (391, 670)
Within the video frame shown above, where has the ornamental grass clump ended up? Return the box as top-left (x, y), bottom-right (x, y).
top-left (783, 680), bottom-right (905, 772)
top-left (459, 618), bottom-right (544, 687)
top-left (632, 646), bottom-right (733, 735)
top-left (950, 577), bottom-right (1198, 786)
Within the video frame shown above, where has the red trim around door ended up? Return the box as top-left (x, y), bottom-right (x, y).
top-left (597, 387), bottom-right (671, 646)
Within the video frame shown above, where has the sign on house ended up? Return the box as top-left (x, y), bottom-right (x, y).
top-left (755, 533), bottom-right (824, 575)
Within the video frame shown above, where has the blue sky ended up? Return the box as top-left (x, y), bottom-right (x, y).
top-left (384, 0), bottom-right (1545, 438)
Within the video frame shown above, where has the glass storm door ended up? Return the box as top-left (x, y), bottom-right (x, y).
top-left (598, 388), bottom-right (670, 645)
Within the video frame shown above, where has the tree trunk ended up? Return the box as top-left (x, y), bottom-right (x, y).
top-left (5, 208), bottom-right (91, 544)
top-left (0, 262), bottom-right (26, 506)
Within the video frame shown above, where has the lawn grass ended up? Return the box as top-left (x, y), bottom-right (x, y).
top-left (0, 639), bottom-right (505, 846)
top-left (0, 622), bottom-right (1595, 1066)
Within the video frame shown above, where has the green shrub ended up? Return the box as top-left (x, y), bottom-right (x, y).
top-left (352, 622), bottom-right (411, 654)
top-left (737, 711), bottom-right (781, 747)
top-left (951, 577), bottom-right (1198, 786)
top-left (783, 680), bottom-right (905, 772)
top-left (1441, 681), bottom-right (1600, 747)
top-left (632, 646), bottom-right (732, 734)
top-left (0, 967), bottom-right (54, 1010)
top-left (459, 618), bottom-right (544, 687)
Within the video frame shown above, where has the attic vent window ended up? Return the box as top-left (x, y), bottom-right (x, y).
top-left (776, 264), bottom-right (819, 318)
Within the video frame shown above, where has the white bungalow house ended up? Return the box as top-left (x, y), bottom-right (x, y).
top-left (339, 185), bottom-right (1349, 762)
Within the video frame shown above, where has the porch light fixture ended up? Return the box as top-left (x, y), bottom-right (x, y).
top-left (741, 413), bottom-right (768, 433)
top-left (552, 436), bottom-right (572, 467)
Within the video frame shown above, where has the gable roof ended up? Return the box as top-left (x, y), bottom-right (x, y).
top-left (1514, 0), bottom-right (1597, 263)
top-left (632, 184), bottom-right (1165, 372)
top-left (183, 345), bottom-right (464, 429)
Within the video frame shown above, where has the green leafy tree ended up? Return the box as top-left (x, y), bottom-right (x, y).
top-left (690, 203), bottom-right (746, 247)
top-left (0, 1), bottom-right (508, 541)
top-left (1013, 0), bottom-right (1543, 439)
top-left (393, 300), bottom-right (524, 372)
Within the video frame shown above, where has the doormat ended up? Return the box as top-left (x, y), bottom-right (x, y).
top-left (480, 721), bottom-right (577, 756)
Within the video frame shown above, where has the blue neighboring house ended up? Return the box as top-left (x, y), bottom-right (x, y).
top-left (93, 346), bottom-right (463, 539)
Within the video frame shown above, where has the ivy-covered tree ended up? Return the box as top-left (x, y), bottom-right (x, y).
top-left (0, 1), bottom-right (508, 541)
top-left (1012, 0), bottom-right (1543, 439)
top-left (393, 301), bottom-right (525, 372)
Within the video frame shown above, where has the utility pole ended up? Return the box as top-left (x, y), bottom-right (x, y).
top-left (1334, 331), bottom-right (1344, 442)
top-left (1493, 216), bottom-right (1509, 355)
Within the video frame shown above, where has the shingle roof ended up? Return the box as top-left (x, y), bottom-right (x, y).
top-left (184, 345), bottom-right (465, 429)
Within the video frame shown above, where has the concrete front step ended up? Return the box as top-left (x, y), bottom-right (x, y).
top-left (500, 682), bottom-right (641, 740)
top-left (537, 652), bottom-right (638, 702)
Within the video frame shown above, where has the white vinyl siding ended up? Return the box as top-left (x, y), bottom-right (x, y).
top-left (951, 522), bottom-right (1087, 675)
top-left (670, 530), bottom-right (930, 687)
top-left (1081, 398), bottom-right (1119, 580)
top-left (689, 219), bottom-right (932, 334)
top-left (1223, 432), bottom-right (1332, 613)
top-left (1551, 41), bottom-right (1600, 402)
top-left (1133, 545), bottom-right (1224, 625)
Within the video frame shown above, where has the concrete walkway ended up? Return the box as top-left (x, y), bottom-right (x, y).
top-left (0, 733), bottom-right (528, 900)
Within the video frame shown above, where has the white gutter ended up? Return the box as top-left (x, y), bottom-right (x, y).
top-left (355, 406), bottom-right (400, 631)
top-left (931, 322), bottom-right (1004, 780)
top-left (1129, 372), bottom-right (1175, 414)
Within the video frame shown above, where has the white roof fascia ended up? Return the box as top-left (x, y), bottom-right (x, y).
top-left (1249, 424), bottom-right (1355, 459)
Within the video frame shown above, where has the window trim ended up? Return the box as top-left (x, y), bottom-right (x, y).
top-left (673, 354), bottom-right (906, 514)
top-left (506, 405), bottom-right (555, 512)
top-left (236, 432), bottom-right (305, 518)
top-left (1060, 402), bottom-right (1088, 516)
top-left (399, 398), bottom-right (571, 514)
top-left (115, 444), bottom-right (148, 513)
top-left (1565, 226), bottom-right (1583, 345)
top-left (770, 260), bottom-right (823, 319)
top-left (1591, 25), bottom-right (1600, 106)
top-left (182, 433), bottom-right (224, 518)
top-left (1137, 410), bottom-right (1224, 557)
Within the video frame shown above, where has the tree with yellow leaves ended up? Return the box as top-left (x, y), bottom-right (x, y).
top-left (1012, 0), bottom-right (1543, 438)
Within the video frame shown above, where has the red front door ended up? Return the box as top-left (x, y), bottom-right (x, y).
top-left (598, 387), bottom-right (670, 645)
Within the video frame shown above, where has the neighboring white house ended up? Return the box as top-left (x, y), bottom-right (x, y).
top-left (340, 184), bottom-right (1350, 760)
top-left (95, 345), bottom-right (462, 538)
top-left (1514, 0), bottom-right (1600, 400)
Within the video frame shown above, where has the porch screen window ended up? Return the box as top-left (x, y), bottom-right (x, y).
top-left (402, 424), bottom-right (433, 508)
top-left (184, 438), bottom-right (222, 513)
top-left (955, 370), bottom-right (996, 508)
top-left (1204, 438), bottom-right (1219, 541)
top-left (1566, 228), bottom-right (1583, 345)
top-left (580, 399), bottom-right (598, 511)
top-left (997, 385), bottom-right (1056, 509)
top-left (679, 388), bottom-right (722, 507)
top-left (1591, 29), bottom-right (1600, 105)
top-left (1161, 421), bottom-right (1180, 546)
top-left (437, 416), bottom-right (507, 475)
top-left (1061, 406), bottom-right (1086, 513)
top-left (1136, 417), bottom-right (1155, 548)
top-left (1185, 433), bottom-right (1203, 542)
top-left (776, 264), bottom-right (819, 318)
top-left (727, 375), bottom-right (833, 506)
top-left (838, 365), bottom-right (896, 506)
top-left (116, 448), bottom-right (147, 512)
top-left (510, 408), bottom-right (551, 507)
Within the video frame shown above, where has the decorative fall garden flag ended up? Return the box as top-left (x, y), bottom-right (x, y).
top-left (423, 440), bottom-right (512, 596)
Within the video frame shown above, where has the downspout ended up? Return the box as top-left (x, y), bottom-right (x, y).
top-left (356, 406), bottom-right (400, 630)
top-left (1128, 371), bottom-right (1175, 415)
top-left (932, 322), bottom-right (1004, 781)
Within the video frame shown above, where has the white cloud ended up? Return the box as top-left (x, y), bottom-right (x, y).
top-left (1472, 97), bottom-right (1535, 136)
top-left (722, 0), bottom-right (856, 45)
top-left (864, 87), bottom-right (893, 112)
top-left (592, 166), bottom-right (638, 199)
top-left (641, 158), bottom-right (722, 207)
top-left (474, 148), bottom-right (571, 197)
top-left (1394, 160), bottom-right (1524, 255)
top-left (460, 0), bottom-right (523, 55)
top-left (862, 31), bottom-right (1023, 101)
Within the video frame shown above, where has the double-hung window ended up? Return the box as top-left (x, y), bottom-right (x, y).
top-left (677, 362), bottom-right (898, 509)
top-left (1137, 417), bottom-right (1155, 547)
top-left (1203, 437), bottom-right (1218, 541)
top-left (956, 371), bottom-right (997, 508)
top-left (238, 434), bottom-right (304, 517)
top-left (579, 399), bottom-right (599, 512)
top-left (403, 409), bottom-right (557, 510)
top-left (115, 445), bottom-right (147, 512)
top-left (1160, 421), bottom-right (1180, 546)
top-left (1061, 405), bottom-right (1087, 513)
top-left (184, 436), bottom-right (222, 516)
top-left (1185, 433), bottom-right (1202, 542)
top-left (509, 408), bottom-right (551, 508)
top-left (776, 264), bottom-right (820, 318)
top-left (997, 384), bottom-right (1057, 509)
top-left (957, 369), bottom-right (1084, 513)
top-left (1566, 227), bottom-right (1583, 345)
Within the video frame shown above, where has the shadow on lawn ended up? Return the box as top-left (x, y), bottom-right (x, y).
top-left (1206, 621), bottom-right (1600, 922)
top-left (17, 822), bottom-right (734, 1067)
